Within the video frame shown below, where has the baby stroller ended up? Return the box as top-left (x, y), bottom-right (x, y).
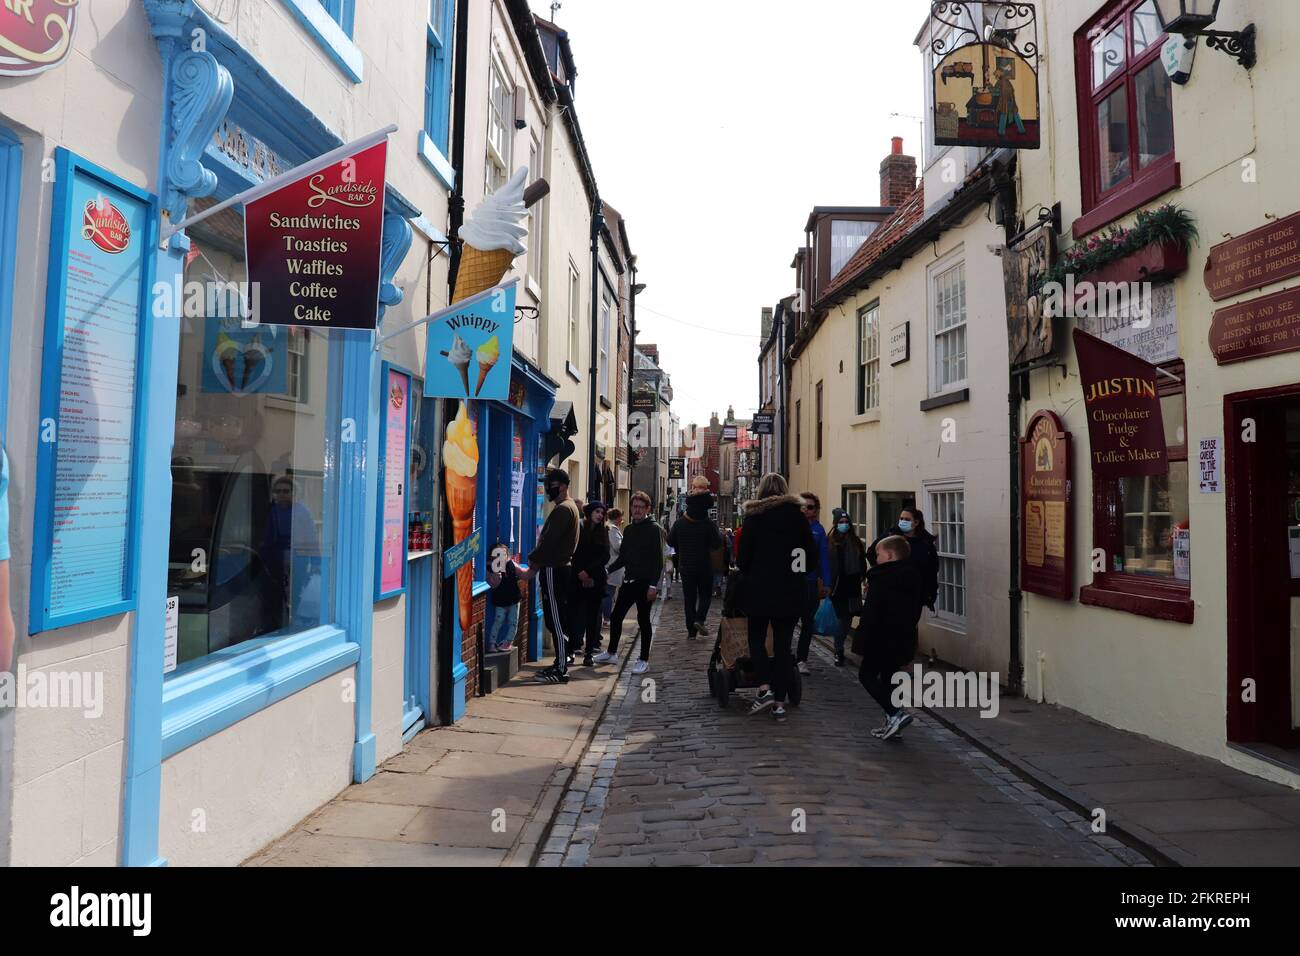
top-left (706, 571), bottom-right (802, 709)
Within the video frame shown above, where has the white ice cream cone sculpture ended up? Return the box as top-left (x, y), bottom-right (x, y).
top-left (453, 166), bottom-right (528, 304)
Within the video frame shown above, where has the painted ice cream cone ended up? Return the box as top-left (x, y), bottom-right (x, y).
top-left (446, 332), bottom-right (472, 396)
top-left (452, 166), bottom-right (529, 304)
top-left (443, 404), bottom-right (479, 633)
top-left (474, 335), bottom-right (500, 396)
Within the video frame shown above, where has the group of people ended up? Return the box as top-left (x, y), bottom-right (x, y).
top-left (486, 468), bottom-right (669, 686)
top-left (488, 464), bottom-right (940, 743)
top-left (735, 472), bottom-right (939, 738)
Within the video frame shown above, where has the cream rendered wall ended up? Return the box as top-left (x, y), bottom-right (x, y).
top-left (1016, 0), bottom-right (1300, 784)
top-left (1, 0), bottom-right (165, 868)
top-left (541, 103), bottom-right (594, 487)
top-left (158, 665), bottom-right (355, 867)
top-left (788, 208), bottom-right (1012, 678)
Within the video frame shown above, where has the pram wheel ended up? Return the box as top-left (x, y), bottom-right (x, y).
top-left (715, 666), bottom-right (731, 708)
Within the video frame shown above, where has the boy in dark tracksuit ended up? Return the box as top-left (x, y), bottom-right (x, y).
top-left (525, 469), bottom-right (581, 684)
top-left (857, 534), bottom-right (923, 740)
top-left (596, 492), bottom-right (664, 673)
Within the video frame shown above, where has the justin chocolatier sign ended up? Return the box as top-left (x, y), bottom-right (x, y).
top-left (1072, 329), bottom-right (1167, 479)
top-left (1204, 211), bottom-right (1300, 301)
top-left (1020, 410), bottom-right (1072, 600)
top-left (244, 140), bottom-right (387, 329)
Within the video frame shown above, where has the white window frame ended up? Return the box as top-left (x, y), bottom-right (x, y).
top-left (844, 487), bottom-right (869, 544)
top-left (928, 250), bottom-right (968, 396)
top-left (858, 302), bottom-right (880, 415)
top-left (485, 53), bottom-right (513, 195)
top-left (527, 136), bottom-right (543, 291)
top-left (599, 286), bottom-right (613, 401)
top-left (567, 261), bottom-right (581, 367)
top-left (926, 479), bottom-right (967, 629)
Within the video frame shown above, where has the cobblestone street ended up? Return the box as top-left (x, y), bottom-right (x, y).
top-left (540, 600), bottom-right (1154, 867)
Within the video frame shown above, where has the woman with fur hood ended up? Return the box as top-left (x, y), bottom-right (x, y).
top-left (736, 473), bottom-right (816, 722)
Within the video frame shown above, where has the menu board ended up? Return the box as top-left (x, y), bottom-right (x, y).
top-left (31, 151), bottom-right (155, 633)
top-left (1020, 410), bottom-right (1073, 601)
top-left (376, 364), bottom-right (411, 600)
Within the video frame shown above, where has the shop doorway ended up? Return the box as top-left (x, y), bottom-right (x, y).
top-left (1225, 385), bottom-right (1300, 754)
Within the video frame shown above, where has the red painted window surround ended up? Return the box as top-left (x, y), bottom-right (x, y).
top-left (1081, 362), bottom-right (1193, 624)
top-left (1072, 0), bottom-right (1179, 240)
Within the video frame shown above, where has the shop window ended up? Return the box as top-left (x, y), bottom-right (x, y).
top-left (169, 208), bottom-right (334, 669)
top-left (424, 0), bottom-right (455, 155)
top-left (1082, 361), bottom-right (1193, 621)
top-left (857, 302), bottom-right (880, 415)
top-left (527, 137), bottom-right (544, 289)
top-left (928, 484), bottom-right (967, 625)
top-left (1074, 0), bottom-right (1177, 237)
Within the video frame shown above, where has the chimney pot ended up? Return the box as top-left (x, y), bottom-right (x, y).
top-left (892, 136), bottom-right (904, 155)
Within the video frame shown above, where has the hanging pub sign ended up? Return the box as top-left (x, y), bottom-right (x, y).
top-left (1020, 410), bottom-right (1072, 600)
top-left (1004, 225), bottom-right (1055, 365)
top-left (668, 458), bottom-right (686, 480)
top-left (244, 140), bottom-right (387, 330)
top-left (629, 391), bottom-right (656, 415)
top-left (930, 1), bottom-right (1040, 149)
top-left (752, 413), bottom-right (775, 436)
top-left (1072, 329), bottom-right (1167, 479)
top-left (1203, 211), bottom-right (1300, 302)
top-left (0, 0), bottom-right (79, 77)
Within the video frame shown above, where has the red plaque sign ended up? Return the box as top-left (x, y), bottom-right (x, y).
top-left (81, 196), bottom-right (130, 254)
top-left (0, 0), bottom-right (79, 77)
top-left (1020, 410), bottom-right (1072, 600)
top-left (244, 140), bottom-right (387, 329)
top-left (1203, 211), bottom-right (1300, 302)
top-left (1208, 286), bottom-right (1300, 365)
top-left (1072, 329), bottom-right (1168, 479)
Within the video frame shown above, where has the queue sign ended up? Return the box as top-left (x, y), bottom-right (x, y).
top-left (244, 139), bottom-right (387, 330)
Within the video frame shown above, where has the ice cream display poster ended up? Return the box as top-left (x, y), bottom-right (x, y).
top-left (376, 364), bottom-right (411, 600)
top-left (425, 281), bottom-right (517, 401)
top-left (201, 315), bottom-right (288, 395)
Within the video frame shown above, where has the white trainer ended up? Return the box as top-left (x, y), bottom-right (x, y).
top-left (592, 651), bottom-right (617, 664)
top-left (631, 660), bottom-right (650, 674)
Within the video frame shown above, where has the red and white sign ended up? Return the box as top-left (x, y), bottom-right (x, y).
top-left (244, 140), bottom-right (387, 329)
top-left (81, 196), bottom-right (130, 254)
top-left (0, 0), bottom-right (80, 77)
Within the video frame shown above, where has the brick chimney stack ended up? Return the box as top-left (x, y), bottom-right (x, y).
top-left (880, 136), bottom-right (917, 207)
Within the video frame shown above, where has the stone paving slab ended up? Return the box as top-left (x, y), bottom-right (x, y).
top-left (917, 654), bottom-right (1300, 867)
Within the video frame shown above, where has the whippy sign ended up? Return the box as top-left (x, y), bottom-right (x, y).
top-left (242, 139), bottom-right (388, 330)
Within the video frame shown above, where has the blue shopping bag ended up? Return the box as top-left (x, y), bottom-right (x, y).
top-left (814, 598), bottom-right (844, 637)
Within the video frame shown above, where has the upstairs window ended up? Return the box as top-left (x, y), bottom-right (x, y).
top-left (1075, 0), bottom-right (1176, 234)
top-left (424, 0), bottom-right (455, 154)
top-left (486, 56), bottom-right (514, 195)
top-left (857, 302), bottom-right (880, 415)
top-left (318, 0), bottom-right (355, 31)
top-left (933, 261), bottom-right (967, 392)
top-left (830, 220), bottom-right (877, 277)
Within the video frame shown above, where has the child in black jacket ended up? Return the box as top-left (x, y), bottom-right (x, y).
top-left (857, 535), bottom-right (923, 741)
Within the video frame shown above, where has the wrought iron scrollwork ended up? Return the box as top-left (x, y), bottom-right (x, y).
top-left (929, 1), bottom-right (1039, 68)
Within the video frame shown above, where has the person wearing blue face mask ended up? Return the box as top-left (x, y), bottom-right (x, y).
top-left (869, 508), bottom-right (939, 613)
top-left (827, 508), bottom-right (866, 666)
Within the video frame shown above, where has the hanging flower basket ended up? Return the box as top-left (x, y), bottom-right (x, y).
top-left (1078, 238), bottom-right (1188, 286)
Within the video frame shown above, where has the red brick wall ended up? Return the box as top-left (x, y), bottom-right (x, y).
top-left (463, 591), bottom-right (487, 699)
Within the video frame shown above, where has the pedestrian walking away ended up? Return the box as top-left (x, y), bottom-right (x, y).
top-left (602, 508), bottom-right (624, 624)
top-left (597, 491), bottom-right (664, 674)
top-left (668, 484), bottom-right (723, 639)
top-left (570, 501), bottom-right (610, 666)
top-left (868, 507), bottom-right (940, 614)
top-left (520, 468), bottom-right (581, 684)
top-left (827, 508), bottom-right (866, 666)
top-left (484, 542), bottom-right (522, 653)
top-left (737, 473), bottom-right (815, 722)
top-left (856, 534), bottom-right (924, 740)
top-left (794, 491), bottom-right (831, 674)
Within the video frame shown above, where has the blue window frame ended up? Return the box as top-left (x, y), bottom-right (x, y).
top-left (419, 0), bottom-right (457, 190)
top-left (279, 0), bottom-right (363, 82)
top-left (0, 127), bottom-right (20, 445)
top-left (319, 0), bottom-right (355, 31)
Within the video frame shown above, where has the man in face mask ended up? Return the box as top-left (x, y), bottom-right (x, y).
top-left (520, 469), bottom-right (582, 683)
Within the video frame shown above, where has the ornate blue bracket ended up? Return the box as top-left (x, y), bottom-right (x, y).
top-left (164, 49), bottom-right (233, 230)
top-left (379, 211), bottom-right (413, 318)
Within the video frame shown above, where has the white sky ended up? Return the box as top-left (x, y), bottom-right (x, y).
top-left (528, 0), bottom-right (931, 429)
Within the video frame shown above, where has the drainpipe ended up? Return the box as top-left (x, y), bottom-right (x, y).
top-left (778, 303), bottom-right (789, 477)
top-left (447, 0), bottom-right (471, 298)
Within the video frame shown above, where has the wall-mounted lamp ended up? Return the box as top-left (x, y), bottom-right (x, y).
top-left (1153, 0), bottom-right (1256, 70)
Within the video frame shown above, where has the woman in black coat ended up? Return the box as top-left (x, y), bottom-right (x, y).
top-left (737, 473), bottom-right (815, 720)
top-left (570, 502), bottom-right (610, 666)
top-left (827, 508), bottom-right (866, 667)
top-left (869, 507), bottom-right (939, 612)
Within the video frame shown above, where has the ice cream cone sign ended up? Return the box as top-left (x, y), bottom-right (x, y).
top-left (443, 403), bottom-right (480, 634)
top-left (424, 168), bottom-right (529, 401)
